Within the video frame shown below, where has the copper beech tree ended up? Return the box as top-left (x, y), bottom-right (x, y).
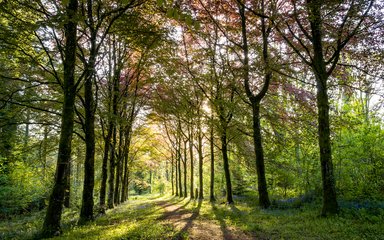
top-left (273, 0), bottom-right (375, 215)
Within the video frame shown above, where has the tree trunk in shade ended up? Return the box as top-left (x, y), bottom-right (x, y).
top-left (42, 0), bottom-right (78, 236)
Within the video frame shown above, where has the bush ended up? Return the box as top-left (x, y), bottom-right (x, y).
top-left (0, 162), bottom-right (49, 218)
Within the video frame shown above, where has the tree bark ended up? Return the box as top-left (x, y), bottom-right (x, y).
top-left (107, 126), bottom-right (117, 208)
top-left (99, 121), bottom-right (112, 213)
top-left (171, 152), bottom-right (174, 195)
top-left (79, 67), bottom-right (96, 224)
top-left (183, 141), bottom-right (187, 198)
top-left (221, 130), bottom-right (233, 204)
top-left (42, 0), bottom-right (78, 236)
top-left (121, 132), bottom-right (131, 202)
top-left (64, 160), bottom-right (71, 208)
top-left (252, 103), bottom-right (270, 208)
top-left (114, 127), bottom-right (124, 205)
top-left (197, 117), bottom-right (204, 200)
top-left (239, 1), bottom-right (271, 208)
top-left (178, 137), bottom-right (183, 197)
top-left (189, 126), bottom-right (194, 199)
top-left (175, 150), bottom-right (179, 196)
top-left (308, 0), bottom-right (339, 216)
top-left (209, 121), bottom-right (215, 202)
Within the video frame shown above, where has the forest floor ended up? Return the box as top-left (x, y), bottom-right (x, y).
top-left (1, 193), bottom-right (384, 239)
top-left (156, 199), bottom-right (259, 240)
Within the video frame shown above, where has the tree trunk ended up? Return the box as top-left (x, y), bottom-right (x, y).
top-left (308, 1), bottom-right (339, 216)
top-left (64, 159), bottom-right (71, 208)
top-left (79, 66), bottom-right (96, 224)
top-left (178, 138), bottom-right (183, 197)
top-left (166, 160), bottom-right (169, 182)
top-left (183, 141), bottom-right (187, 198)
top-left (114, 127), bottom-right (124, 205)
top-left (107, 126), bottom-right (117, 209)
top-left (221, 130), bottom-right (233, 204)
top-left (23, 109), bottom-right (30, 161)
top-left (252, 102), bottom-right (270, 208)
top-left (99, 121), bottom-right (112, 213)
top-left (239, 0), bottom-right (271, 209)
top-left (171, 153), bottom-right (174, 195)
top-left (197, 119), bottom-right (204, 200)
top-left (189, 126), bottom-right (194, 199)
top-left (42, 0), bottom-right (78, 236)
top-left (317, 77), bottom-right (338, 216)
top-left (41, 126), bottom-right (48, 181)
top-left (121, 132), bottom-right (131, 203)
top-left (107, 56), bottom-right (120, 208)
top-left (175, 150), bottom-right (179, 196)
top-left (124, 168), bottom-right (130, 201)
top-left (79, 0), bottom-right (102, 222)
top-left (210, 122), bottom-right (215, 202)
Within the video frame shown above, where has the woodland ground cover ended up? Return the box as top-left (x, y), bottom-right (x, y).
top-left (1, 194), bottom-right (383, 239)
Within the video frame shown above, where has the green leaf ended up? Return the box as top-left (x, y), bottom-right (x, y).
top-left (166, 8), bottom-right (174, 18)
top-left (156, 0), bottom-right (164, 7)
top-left (185, 15), bottom-right (193, 26)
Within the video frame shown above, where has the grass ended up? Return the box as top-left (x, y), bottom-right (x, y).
top-left (0, 194), bottom-right (177, 240)
top-left (164, 193), bottom-right (384, 240)
top-left (1, 193), bottom-right (383, 239)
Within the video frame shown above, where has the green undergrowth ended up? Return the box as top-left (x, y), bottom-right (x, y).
top-left (1, 193), bottom-right (383, 239)
top-left (0, 194), bottom-right (177, 240)
top-left (166, 193), bottom-right (384, 240)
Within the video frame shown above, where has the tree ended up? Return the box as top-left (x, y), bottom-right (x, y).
top-left (274, 0), bottom-right (374, 215)
top-left (42, 0), bottom-right (78, 236)
top-left (238, 0), bottom-right (273, 209)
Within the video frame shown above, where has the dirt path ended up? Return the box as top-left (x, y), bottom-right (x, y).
top-left (156, 200), bottom-right (261, 240)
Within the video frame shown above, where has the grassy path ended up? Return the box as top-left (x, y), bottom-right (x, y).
top-left (156, 199), bottom-right (258, 240)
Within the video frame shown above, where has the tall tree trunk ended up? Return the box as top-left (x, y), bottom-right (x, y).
top-left (239, 1), bottom-right (271, 209)
top-left (197, 118), bottom-right (204, 200)
top-left (166, 160), bottom-right (169, 182)
top-left (183, 141), bottom-right (187, 198)
top-left (252, 103), bottom-right (270, 208)
top-left (79, 0), bottom-right (102, 223)
top-left (308, 0), bottom-right (338, 215)
top-left (41, 126), bottom-right (48, 181)
top-left (108, 126), bottom-right (117, 208)
top-left (23, 109), bottom-right (30, 161)
top-left (221, 130), bottom-right (233, 204)
top-left (64, 160), bottom-right (71, 208)
top-left (175, 150), bottom-right (179, 196)
top-left (171, 153), bottom-right (174, 195)
top-left (121, 132), bottom-right (131, 203)
top-left (114, 127), bottom-right (124, 205)
top-left (178, 137), bottom-right (183, 197)
top-left (107, 55), bottom-right (120, 208)
top-left (75, 146), bottom-right (81, 206)
top-left (79, 69), bottom-right (96, 224)
top-left (121, 92), bottom-right (136, 202)
top-left (189, 126), bottom-right (194, 199)
top-left (42, 0), bottom-right (78, 236)
top-left (99, 121), bottom-right (112, 213)
top-left (316, 73), bottom-right (338, 216)
top-left (124, 168), bottom-right (130, 201)
top-left (210, 122), bottom-right (215, 202)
